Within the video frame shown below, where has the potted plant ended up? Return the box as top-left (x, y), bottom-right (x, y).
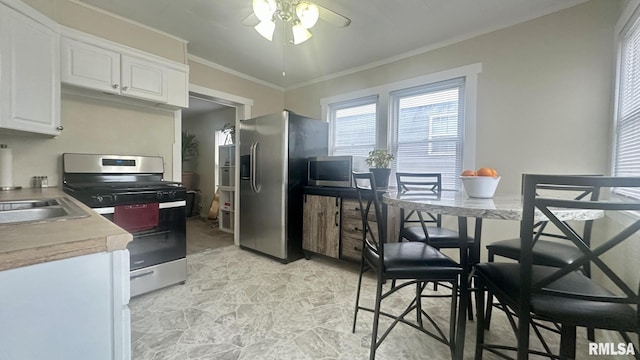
top-left (182, 131), bottom-right (199, 189)
top-left (220, 123), bottom-right (235, 145)
top-left (366, 149), bottom-right (394, 188)
top-left (182, 131), bottom-right (199, 161)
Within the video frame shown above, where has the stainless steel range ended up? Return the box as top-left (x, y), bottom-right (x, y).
top-left (62, 153), bottom-right (187, 297)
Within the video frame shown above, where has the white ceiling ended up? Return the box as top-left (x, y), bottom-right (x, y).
top-left (78, 0), bottom-right (587, 89)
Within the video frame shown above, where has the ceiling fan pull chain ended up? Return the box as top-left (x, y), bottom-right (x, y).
top-left (282, 24), bottom-right (286, 77)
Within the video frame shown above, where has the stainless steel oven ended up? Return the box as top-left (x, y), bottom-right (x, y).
top-left (62, 153), bottom-right (187, 297)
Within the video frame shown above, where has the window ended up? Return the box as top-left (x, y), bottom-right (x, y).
top-left (329, 96), bottom-right (377, 157)
top-left (322, 63), bottom-right (480, 189)
top-left (391, 78), bottom-right (465, 189)
top-left (614, 5), bottom-right (640, 199)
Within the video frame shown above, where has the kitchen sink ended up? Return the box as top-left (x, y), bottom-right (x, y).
top-left (0, 199), bottom-right (60, 211)
top-left (0, 197), bottom-right (90, 225)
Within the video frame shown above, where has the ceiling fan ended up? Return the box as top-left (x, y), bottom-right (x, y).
top-left (242, 0), bottom-right (351, 45)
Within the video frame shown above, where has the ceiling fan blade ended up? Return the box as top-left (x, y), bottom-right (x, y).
top-left (241, 12), bottom-right (259, 26)
top-left (316, 4), bottom-right (351, 28)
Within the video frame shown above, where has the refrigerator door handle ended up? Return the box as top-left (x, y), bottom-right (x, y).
top-left (251, 141), bottom-right (261, 193)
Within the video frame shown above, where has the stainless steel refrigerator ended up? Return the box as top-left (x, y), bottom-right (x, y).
top-left (239, 110), bottom-right (328, 262)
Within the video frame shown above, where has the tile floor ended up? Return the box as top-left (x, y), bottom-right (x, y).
top-left (129, 219), bottom-right (621, 359)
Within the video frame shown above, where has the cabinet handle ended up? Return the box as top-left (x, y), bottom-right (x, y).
top-left (122, 86), bottom-right (129, 91)
top-left (56, 126), bottom-right (64, 131)
top-left (112, 84), bottom-right (120, 89)
top-left (335, 211), bottom-right (339, 227)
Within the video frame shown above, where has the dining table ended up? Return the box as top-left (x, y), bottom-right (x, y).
top-left (382, 189), bottom-right (604, 360)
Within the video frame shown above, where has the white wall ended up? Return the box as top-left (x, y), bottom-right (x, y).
top-left (182, 107), bottom-right (235, 218)
top-left (2, 94), bottom-right (175, 187)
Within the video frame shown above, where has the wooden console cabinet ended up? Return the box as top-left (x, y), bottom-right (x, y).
top-left (302, 187), bottom-right (399, 262)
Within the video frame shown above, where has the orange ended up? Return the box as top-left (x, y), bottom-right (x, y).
top-left (490, 168), bottom-right (498, 177)
top-left (461, 169), bottom-right (477, 176)
top-left (476, 167), bottom-right (494, 177)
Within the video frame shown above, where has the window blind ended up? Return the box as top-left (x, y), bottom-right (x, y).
top-left (391, 78), bottom-right (465, 190)
top-left (330, 96), bottom-right (377, 157)
top-left (615, 10), bottom-right (640, 199)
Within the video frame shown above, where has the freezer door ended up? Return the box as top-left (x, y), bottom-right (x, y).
top-left (239, 118), bottom-right (258, 250)
top-left (239, 112), bottom-right (288, 259)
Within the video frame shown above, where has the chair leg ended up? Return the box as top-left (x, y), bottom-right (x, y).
top-left (559, 325), bottom-right (577, 359)
top-left (484, 251), bottom-right (495, 330)
top-left (484, 291), bottom-right (494, 330)
top-left (449, 280), bottom-right (460, 358)
top-left (352, 260), bottom-right (366, 333)
top-left (474, 276), bottom-right (486, 360)
top-left (416, 281), bottom-right (423, 327)
top-left (516, 308), bottom-right (532, 360)
top-left (454, 274), bottom-right (468, 360)
top-left (369, 276), bottom-right (385, 360)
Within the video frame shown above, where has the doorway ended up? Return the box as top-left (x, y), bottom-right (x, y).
top-left (180, 85), bottom-right (253, 250)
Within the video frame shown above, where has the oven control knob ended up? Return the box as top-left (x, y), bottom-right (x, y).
top-left (94, 195), bottom-right (104, 203)
top-left (169, 191), bottom-right (176, 199)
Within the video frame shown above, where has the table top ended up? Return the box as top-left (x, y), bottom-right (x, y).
top-left (383, 191), bottom-right (603, 221)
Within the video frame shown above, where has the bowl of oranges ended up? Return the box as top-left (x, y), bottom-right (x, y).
top-left (460, 167), bottom-right (500, 198)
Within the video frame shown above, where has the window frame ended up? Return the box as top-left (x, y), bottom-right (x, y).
top-left (389, 77), bottom-right (466, 189)
top-left (612, 0), bottom-right (640, 200)
top-left (327, 95), bottom-right (379, 156)
top-left (321, 63), bottom-right (481, 189)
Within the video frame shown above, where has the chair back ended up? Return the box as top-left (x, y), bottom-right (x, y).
top-left (352, 172), bottom-right (386, 266)
top-left (519, 174), bottom-right (640, 325)
top-left (395, 173), bottom-right (443, 240)
top-left (526, 176), bottom-right (600, 275)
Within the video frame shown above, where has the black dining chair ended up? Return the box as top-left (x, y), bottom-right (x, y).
top-left (350, 172), bottom-right (466, 360)
top-left (395, 172), bottom-right (476, 319)
top-left (483, 176), bottom-right (600, 334)
top-left (474, 174), bottom-right (640, 360)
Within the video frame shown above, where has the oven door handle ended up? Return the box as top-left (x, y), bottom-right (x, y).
top-left (92, 200), bottom-right (185, 215)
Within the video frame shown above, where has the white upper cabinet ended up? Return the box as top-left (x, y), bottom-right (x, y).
top-left (121, 54), bottom-right (168, 103)
top-left (0, 1), bottom-right (60, 136)
top-left (61, 28), bottom-right (188, 108)
top-left (61, 37), bottom-right (120, 94)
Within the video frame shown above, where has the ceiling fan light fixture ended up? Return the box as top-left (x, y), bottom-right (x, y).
top-left (252, 0), bottom-right (277, 22)
top-left (295, 1), bottom-right (319, 29)
top-left (291, 23), bottom-right (312, 44)
top-left (255, 20), bottom-right (276, 41)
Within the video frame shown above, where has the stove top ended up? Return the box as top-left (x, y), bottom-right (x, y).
top-left (64, 182), bottom-right (186, 207)
top-left (62, 153), bottom-right (188, 207)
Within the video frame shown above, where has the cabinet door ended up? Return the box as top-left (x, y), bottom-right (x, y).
top-left (121, 54), bottom-right (168, 103)
top-left (0, 250), bottom-right (130, 360)
top-left (302, 195), bottom-right (340, 258)
top-left (61, 37), bottom-right (120, 94)
top-left (0, 3), bottom-right (60, 136)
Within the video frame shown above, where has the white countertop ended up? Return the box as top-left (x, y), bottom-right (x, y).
top-left (383, 190), bottom-right (603, 222)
